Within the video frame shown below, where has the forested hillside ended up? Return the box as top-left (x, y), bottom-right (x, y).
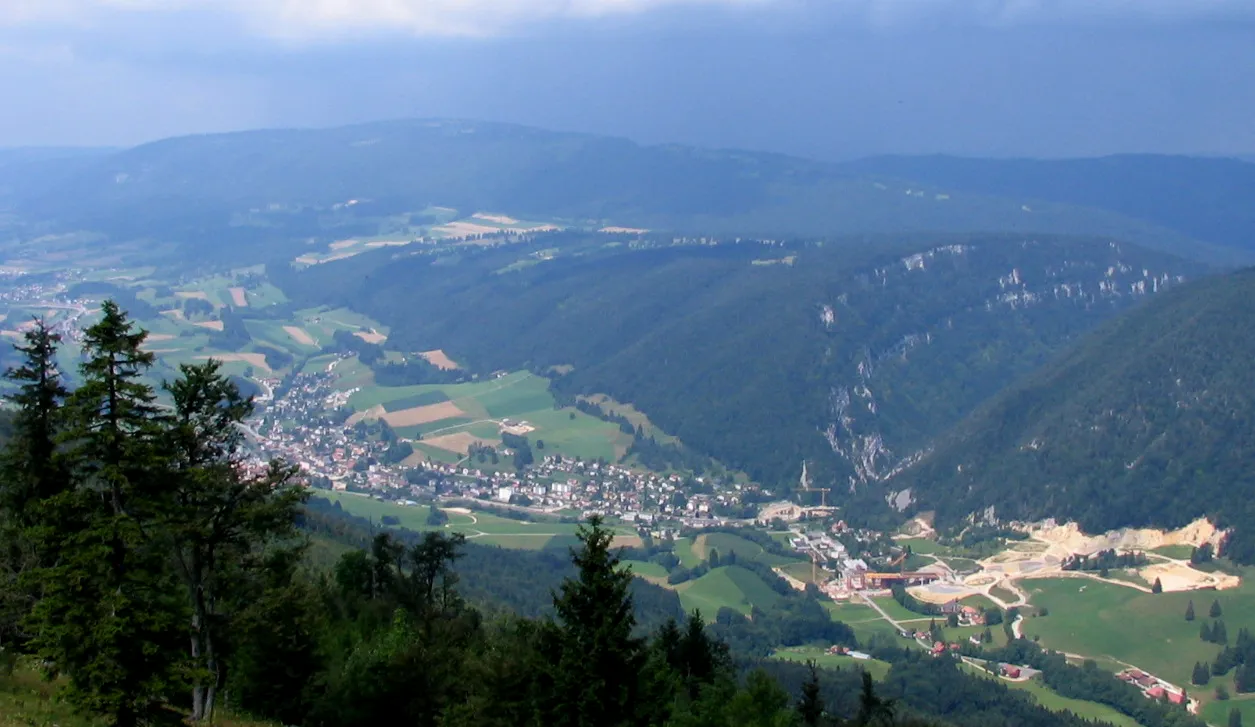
top-left (887, 267), bottom-right (1255, 561)
top-left (5, 119), bottom-right (1232, 266)
top-left (843, 154), bottom-right (1255, 257)
top-left (276, 231), bottom-right (1202, 492)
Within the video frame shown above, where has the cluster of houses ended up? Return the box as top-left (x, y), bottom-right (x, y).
top-left (244, 360), bottom-right (757, 528)
top-left (1117, 669), bottom-right (1189, 706)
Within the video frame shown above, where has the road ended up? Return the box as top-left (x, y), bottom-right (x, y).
top-left (859, 593), bottom-right (907, 631)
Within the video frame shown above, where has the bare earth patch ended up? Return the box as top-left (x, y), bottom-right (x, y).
top-left (197, 353), bottom-right (271, 372)
top-left (228, 287), bottom-right (248, 306)
top-left (599, 226), bottom-right (649, 234)
top-left (365, 240), bottom-right (413, 248)
top-left (329, 239), bottom-right (358, 250)
top-left (283, 326), bottom-right (317, 346)
top-left (347, 404), bottom-right (387, 426)
top-left (420, 349), bottom-right (459, 370)
top-left (176, 291), bottom-right (210, 301)
top-left (194, 320), bottom-right (225, 331)
top-left (423, 431), bottom-right (493, 455)
top-left (146, 333), bottom-right (176, 341)
top-left (354, 329), bottom-right (387, 344)
top-left (473, 213), bottom-right (518, 225)
top-left (383, 401), bottom-right (466, 428)
top-left (161, 309), bottom-right (186, 320)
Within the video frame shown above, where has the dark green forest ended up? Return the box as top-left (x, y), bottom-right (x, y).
top-left (274, 230), bottom-right (1200, 491)
top-left (888, 266), bottom-right (1255, 561)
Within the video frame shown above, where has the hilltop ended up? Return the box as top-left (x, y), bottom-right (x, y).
top-left (2, 119), bottom-right (1243, 267)
top-left (886, 267), bottom-right (1255, 561)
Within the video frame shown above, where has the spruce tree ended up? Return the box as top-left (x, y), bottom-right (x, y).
top-left (1193, 662), bottom-right (1211, 685)
top-left (1213, 600), bottom-right (1224, 618)
top-left (0, 321), bottom-right (69, 647)
top-left (0, 319), bottom-right (69, 526)
top-left (542, 515), bottom-right (645, 727)
top-left (1202, 622), bottom-right (1214, 642)
top-left (797, 661), bottom-right (826, 727)
top-left (1185, 600), bottom-right (1195, 621)
top-left (29, 301), bottom-right (180, 727)
top-left (1236, 664), bottom-right (1252, 694)
top-left (1231, 707), bottom-right (1243, 727)
top-left (1152, 577), bottom-right (1163, 594)
top-left (161, 361), bottom-right (306, 722)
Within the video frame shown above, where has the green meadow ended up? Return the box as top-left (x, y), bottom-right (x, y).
top-left (1019, 573), bottom-right (1255, 691)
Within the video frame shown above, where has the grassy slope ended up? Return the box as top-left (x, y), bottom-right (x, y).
top-left (0, 664), bottom-right (277, 727)
top-left (693, 532), bottom-right (801, 567)
top-left (771, 646), bottom-right (892, 680)
top-left (957, 663), bottom-right (1140, 727)
top-left (317, 490), bottom-right (636, 551)
top-left (1020, 574), bottom-right (1255, 690)
top-left (675, 566), bottom-right (780, 617)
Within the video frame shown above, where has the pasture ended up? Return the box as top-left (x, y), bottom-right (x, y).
top-left (674, 566), bottom-right (781, 617)
top-left (315, 491), bottom-right (638, 551)
top-left (692, 532), bottom-right (802, 567)
top-left (344, 371), bottom-right (632, 462)
top-left (771, 646), bottom-right (892, 680)
top-left (1018, 573), bottom-right (1255, 690)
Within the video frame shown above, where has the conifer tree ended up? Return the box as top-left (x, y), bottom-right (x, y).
top-left (1236, 664), bottom-right (1252, 694)
top-left (1212, 600), bottom-right (1224, 618)
top-left (29, 301), bottom-right (180, 727)
top-left (161, 360), bottom-right (306, 721)
top-left (0, 320), bottom-right (68, 647)
top-left (542, 515), bottom-right (645, 727)
top-left (1152, 577), bottom-right (1163, 594)
top-left (0, 319), bottom-right (69, 526)
top-left (1231, 707), bottom-right (1243, 727)
top-left (797, 661), bottom-right (825, 727)
top-left (1185, 600), bottom-right (1195, 621)
top-left (1193, 662), bottom-right (1211, 685)
top-left (1203, 622), bottom-right (1214, 642)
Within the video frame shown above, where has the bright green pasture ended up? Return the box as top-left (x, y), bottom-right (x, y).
top-left (771, 646), bottom-right (892, 680)
top-left (693, 531), bottom-right (801, 567)
top-left (1019, 575), bottom-right (1255, 689)
top-left (675, 566), bottom-right (779, 617)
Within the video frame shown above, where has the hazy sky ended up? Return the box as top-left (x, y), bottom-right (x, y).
top-left (2, 0), bottom-right (1253, 158)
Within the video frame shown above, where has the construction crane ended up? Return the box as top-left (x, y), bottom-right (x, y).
top-left (798, 460), bottom-right (833, 508)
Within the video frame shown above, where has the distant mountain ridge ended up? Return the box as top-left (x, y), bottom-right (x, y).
top-left (841, 154), bottom-right (1255, 258)
top-left (884, 266), bottom-right (1255, 562)
top-left (4, 119), bottom-right (1248, 266)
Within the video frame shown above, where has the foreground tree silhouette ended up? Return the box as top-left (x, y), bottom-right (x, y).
top-left (0, 320), bottom-right (69, 648)
top-left (541, 515), bottom-right (646, 727)
top-left (162, 360), bottom-right (306, 721)
top-left (29, 301), bottom-right (180, 727)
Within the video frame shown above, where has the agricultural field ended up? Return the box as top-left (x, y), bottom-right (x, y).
top-left (343, 371), bottom-right (633, 463)
top-left (1018, 572), bottom-right (1255, 691)
top-left (621, 560), bottom-right (670, 585)
top-left (691, 532), bottom-right (803, 567)
top-left (674, 565), bottom-right (782, 617)
top-left (675, 538), bottom-right (703, 568)
top-left (315, 491), bottom-right (639, 551)
top-left (771, 646), bottom-right (892, 680)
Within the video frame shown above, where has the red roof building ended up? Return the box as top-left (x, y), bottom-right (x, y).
top-left (1167, 692), bottom-right (1185, 705)
top-left (1146, 686), bottom-right (1166, 699)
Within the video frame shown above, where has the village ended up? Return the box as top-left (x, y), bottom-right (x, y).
top-left (244, 357), bottom-right (760, 530)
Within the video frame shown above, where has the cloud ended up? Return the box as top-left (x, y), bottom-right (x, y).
top-left (3, 0), bottom-right (1253, 41)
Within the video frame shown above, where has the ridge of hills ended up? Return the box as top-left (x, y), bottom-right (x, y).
top-left (275, 230), bottom-right (1204, 492)
top-left (885, 266), bottom-right (1255, 561)
top-left (842, 154), bottom-right (1255, 256)
top-left (2, 118), bottom-right (1247, 266)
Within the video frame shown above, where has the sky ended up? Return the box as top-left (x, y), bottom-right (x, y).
top-left (1, 0), bottom-right (1253, 159)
